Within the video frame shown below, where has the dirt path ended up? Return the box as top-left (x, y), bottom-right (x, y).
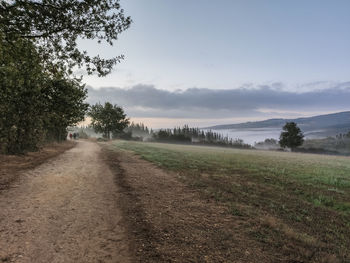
top-left (0, 141), bottom-right (131, 263)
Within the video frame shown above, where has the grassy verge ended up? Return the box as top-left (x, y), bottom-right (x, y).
top-left (108, 140), bottom-right (350, 261)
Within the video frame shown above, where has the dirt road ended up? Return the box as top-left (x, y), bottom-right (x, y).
top-left (0, 141), bottom-right (131, 263)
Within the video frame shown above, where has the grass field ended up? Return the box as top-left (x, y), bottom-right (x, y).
top-left (109, 140), bottom-right (350, 261)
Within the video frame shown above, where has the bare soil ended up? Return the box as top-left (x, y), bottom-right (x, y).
top-left (0, 141), bottom-right (75, 191)
top-left (0, 141), bottom-right (131, 263)
top-left (1, 140), bottom-right (341, 262)
top-left (102, 147), bottom-right (278, 263)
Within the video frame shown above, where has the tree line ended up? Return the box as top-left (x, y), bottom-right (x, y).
top-left (0, 29), bottom-right (88, 153)
top-left (86, 106), bottom-right (306, 151)
top-left (100, 121), bottom-right (252, 149)
top-left (152, 125), bottom-right (252, 148)
top-left (124, 122), bottom-right (152, 138)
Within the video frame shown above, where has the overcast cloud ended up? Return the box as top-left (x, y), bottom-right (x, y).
top-left (86, 82), bottom-right (350, 121)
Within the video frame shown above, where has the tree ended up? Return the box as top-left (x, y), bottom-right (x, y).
top-left (279, 122), bottom-right (304, 150)
top-left (42, 77), bottom-right (89, 142)
top-left (88, 102), bottom-right (129, 139)
top-left (0, 34), bottom-right (88, 153)
top-left (0, 1), bottom-right (131, 153)
top-left (0, 0), bottom-right (131, 76)
top-left (0, 1), bottom-right (130, 154)
top-left (0, 34), bottom-right (47, 153)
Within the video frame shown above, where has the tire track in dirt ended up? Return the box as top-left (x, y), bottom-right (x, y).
top-left (0, 141), bottom-right (131, 263)
top-left (103, 146), bottom-right (274, 263)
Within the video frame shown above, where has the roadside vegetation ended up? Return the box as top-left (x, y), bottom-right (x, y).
top-left (108, 140), bottom-right (350, 261)
top-left (0, 0), bottom-right (130, 154)
top-left (0, 35), bottom-right (88, 154)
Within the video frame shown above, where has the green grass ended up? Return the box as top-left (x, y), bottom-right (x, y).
top-left (105, 140), bottom-right (350, 259)
top-left (110, 141), bottom-right (350, 198)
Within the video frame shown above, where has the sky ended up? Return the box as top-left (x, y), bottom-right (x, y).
top-left (80, 0), bottom-right (350, 128)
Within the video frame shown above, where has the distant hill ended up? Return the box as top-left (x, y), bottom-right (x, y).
top-left (205, 111), bottom-right (350, 136)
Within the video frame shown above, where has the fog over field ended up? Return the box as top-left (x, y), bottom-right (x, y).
top-left (201, 128), bottom-right (327, 145)
top-left (202, 128), bottom-right (282, 145)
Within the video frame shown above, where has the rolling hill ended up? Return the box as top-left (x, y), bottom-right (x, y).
top-left (206, 111), bottom-right (350, 137)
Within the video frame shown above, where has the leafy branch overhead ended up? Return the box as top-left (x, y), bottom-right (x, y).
top-left (0, 0), bottom-right (132, 76)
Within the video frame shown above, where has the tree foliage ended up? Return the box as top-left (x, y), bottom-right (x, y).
top-left (0, 35), bottom-right (47, 153)
top-left (42, 77), bottom-right (88, 142)
top-left (0, 32), bottom-right (88, 154)
top-left (279, 122), bottom-right (304, 150)
top-left (0, 0), bottom-right (131, 76)
top-left (88, 102), bottom-right (129, 139)
top-left (125, 122), bottom-right (150, 135)
top-left (152, 125), bottom-right (252, 148)
top-left (0, 1), bottom-right (130, 154)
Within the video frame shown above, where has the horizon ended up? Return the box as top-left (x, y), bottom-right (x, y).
top-left (79, 1), bottom-right (350, 128)
top-left (86, 84), bottom-right (350, 129)
top-left (79, 109), bottom-right (350, 130)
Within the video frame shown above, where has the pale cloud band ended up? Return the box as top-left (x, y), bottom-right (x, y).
top-left (86, 82), bottom-right (350, 121)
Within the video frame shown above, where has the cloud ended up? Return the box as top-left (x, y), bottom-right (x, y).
top-left (86, 82), bottom-right (350, 119)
